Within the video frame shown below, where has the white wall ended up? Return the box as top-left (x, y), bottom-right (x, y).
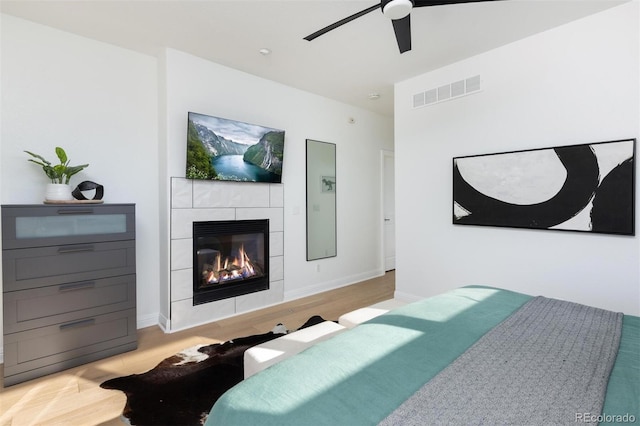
top-left (161, 49), bottom-right (393, 326)
top-left (0, 15), bottom-right (160, 364)
top-left (394, 2), bottom-right (639, 315)
top-left (0, 13), bottom-right (394, 357)
top-left (0, 14), bottom-right (161, 351)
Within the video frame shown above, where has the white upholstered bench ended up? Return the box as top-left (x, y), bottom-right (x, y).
top-left (244, 299), bottom-right (407, 378)
top-left (244, 320), bottom-right (346, 379)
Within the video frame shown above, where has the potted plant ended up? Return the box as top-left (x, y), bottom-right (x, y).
top-left (25, 147), bottom-right (89, 201)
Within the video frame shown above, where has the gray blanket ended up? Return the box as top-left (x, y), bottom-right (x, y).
top-left (379, 296), bottom-right (623, 425)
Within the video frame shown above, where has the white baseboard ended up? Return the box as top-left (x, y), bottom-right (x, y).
top-left (284, 268), bottom-right (385, 301)
top-left (137, 313), bottom-right (160, 330)
top-left (157, 313), bottom-right (170, 333)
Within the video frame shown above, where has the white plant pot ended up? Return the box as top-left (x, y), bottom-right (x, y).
top-left (45, 183), bottom-right (73, 201)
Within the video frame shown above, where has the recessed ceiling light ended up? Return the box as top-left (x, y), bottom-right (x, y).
top-left (259, 48), bottom-right (271, 56)
top-left (368, 93), bottom-right (381, 100)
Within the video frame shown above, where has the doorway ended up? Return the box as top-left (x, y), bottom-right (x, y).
top-left (381, 150), bottom-right (395, 271)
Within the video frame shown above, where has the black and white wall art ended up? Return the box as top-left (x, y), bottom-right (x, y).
top-left (453, 139), bottom-right (635, 235)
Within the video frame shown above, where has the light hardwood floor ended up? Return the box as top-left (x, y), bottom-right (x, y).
top-left (0, 271), bottom-right (394, 426)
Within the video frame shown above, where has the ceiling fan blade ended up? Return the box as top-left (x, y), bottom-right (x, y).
top-left (304, 3), bottom-right (381, 41)
top-left (413, 0), bottom-right (502, 7)
top-left (391, 15), bottom-right (412, 53)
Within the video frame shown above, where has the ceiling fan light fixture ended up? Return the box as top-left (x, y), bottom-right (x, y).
top-left (382, 0), bottom-right (413, 20)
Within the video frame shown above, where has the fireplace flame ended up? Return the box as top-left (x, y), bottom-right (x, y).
top-left (202, 244), bottom-right (260, 285)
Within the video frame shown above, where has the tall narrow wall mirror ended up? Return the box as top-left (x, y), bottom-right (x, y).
top-left (306, 139), bottom-right (337, 261)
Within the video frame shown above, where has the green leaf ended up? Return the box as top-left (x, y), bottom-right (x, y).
top-left (65, 164), bottom-right (89, 177)
top-left (55, 147), bottom-right (68, 164)
top-left (44, 167), bottom-right (59, 183)
top-left (26, 147), bottom-right (88, 184)
top-left (24, 151), bottom-right (52, 166)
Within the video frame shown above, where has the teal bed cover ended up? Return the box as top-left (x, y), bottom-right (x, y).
top-left (207, 286), bottom-right (639, 425)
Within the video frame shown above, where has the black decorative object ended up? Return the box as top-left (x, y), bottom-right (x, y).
top-left (453, 139), bottom-right (635, 235)
top-left (72, 180), bottom-right (104, 200)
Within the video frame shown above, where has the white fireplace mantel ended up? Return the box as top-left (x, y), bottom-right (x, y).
top-left (167, 177), bottom-right (284, 332)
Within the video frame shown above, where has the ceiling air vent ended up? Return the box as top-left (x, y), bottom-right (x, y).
top-left (451, 80), bottom-right (465, 97)
top-left (413, 92), bottom-right (425, 108)
top-left (412, 74), bottom-right (481, 109)
top-left (437, 84), bottom-right (451, 101)
top-left (425, 88), bottom-right (437, 105)
top-left (466, 75), bottom-right (481, 92)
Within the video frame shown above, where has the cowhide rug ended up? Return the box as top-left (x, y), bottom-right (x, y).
top-left (101, 315), bottom-right (327, 426)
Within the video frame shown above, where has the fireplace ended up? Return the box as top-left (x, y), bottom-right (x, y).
top-left (193, 219), bottom-right (269, 305)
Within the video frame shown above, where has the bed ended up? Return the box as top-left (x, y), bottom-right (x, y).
top-left (206, 286), bottom-right (639, 425)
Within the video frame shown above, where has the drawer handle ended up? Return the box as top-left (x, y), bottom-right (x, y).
top-left (60, 318), bottom-right (96, 331)
top-left (59, 281), bottom-right (96, 292)
top-left (57, 244), bottom-right (95, 254)
top-left (57, 209), bottom-right (94, 215)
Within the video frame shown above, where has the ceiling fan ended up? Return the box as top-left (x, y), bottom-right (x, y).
top-left (304, 0), bottom-right (500, 54)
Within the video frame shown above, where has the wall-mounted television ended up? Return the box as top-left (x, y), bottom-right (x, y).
top-left (186, 112), bottom-right (285, 183)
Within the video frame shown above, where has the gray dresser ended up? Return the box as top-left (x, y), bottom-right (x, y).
top-left (2, 204), bottom-right (137, 386)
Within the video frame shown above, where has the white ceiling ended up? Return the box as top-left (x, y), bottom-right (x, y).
top-left (0, 0), bottom-right (627, 117)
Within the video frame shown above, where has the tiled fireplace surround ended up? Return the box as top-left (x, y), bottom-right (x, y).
top-left (169, 177), bottom-right (284, 331)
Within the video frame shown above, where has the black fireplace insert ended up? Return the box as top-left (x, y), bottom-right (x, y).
top-left (193, 219), bottom-right (269, 305)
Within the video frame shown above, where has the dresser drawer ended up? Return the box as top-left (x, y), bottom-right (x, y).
top-left (2, 240), bottom-right (135, 292)
top-left (3, 309), bottom-right (137, 383)
top-left (3, 274), bottom-right (136, 334)
top-left (1, 204), bottom-right (135, 249)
